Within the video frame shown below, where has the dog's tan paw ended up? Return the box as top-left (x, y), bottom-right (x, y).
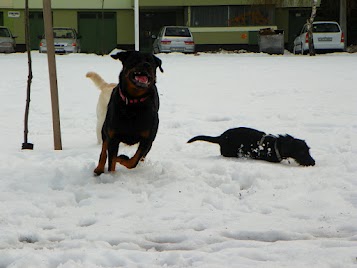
top-left (94, 166), bottom-right (104, 176)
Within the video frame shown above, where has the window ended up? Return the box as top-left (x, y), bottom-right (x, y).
top-left (191, 5), bottom-right (274, 27)
top-left (301, 25), bottom-right (308, 34)
top-left (0, 28), bottom-right (10, 37)
top-left (165, 27), bottom-right (191, 37)
top-left (53, 29), bottom-right (75, 39)
top-left (313, 23), bottom-right (340, 33)
top-left (229, 6), bottom-right (274, 26)
top-left (191, 6), bottom-right (228, 27)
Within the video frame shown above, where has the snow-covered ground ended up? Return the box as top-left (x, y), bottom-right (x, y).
top-left (0, 50), bottom-right (356, 268)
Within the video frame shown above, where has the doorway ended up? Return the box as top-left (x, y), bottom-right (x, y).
top-left (78, 12), bottom-right (117, 54)
top-left (29, 12), bottom-right (44, 50)
top-left (139, 11), bottom-right (182, 52)
top-left (288, 9), bottom-right (310, 50)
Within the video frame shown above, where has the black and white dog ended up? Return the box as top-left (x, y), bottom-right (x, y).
top-left (188, 127), bottom-right (315, 166)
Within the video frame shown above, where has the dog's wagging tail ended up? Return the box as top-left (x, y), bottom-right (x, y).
top-left (188, 127), bottom-right (315, 166)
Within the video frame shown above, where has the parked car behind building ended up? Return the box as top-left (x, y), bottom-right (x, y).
top-left (293, 21), bottom-right (345, 54)
top-left (0, 26), bottom-right (16, 53)
top-left (39, 27), bottom-right (81, 54)
top-left (153, 26), bottom-right (195, 54)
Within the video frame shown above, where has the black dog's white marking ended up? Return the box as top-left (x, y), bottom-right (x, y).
top-left (188, 127), bottom-right (315, 166)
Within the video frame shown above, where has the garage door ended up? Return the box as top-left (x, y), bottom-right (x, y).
top-left (288, 10), bottom-right (310, 50)
top-left (29, 12), bottom-right (44, 50)
top-left (78, 12), bottom-right (117, 54)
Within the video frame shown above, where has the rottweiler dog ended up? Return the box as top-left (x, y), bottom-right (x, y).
top-left (94, 51), bottom-right (163, 175)
top-left (188, 127), bottom-right (315, 166)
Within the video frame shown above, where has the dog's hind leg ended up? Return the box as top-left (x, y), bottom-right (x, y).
top-left (96, 117), bottom-right (104, 144)
top-left (117, 131), bottom-right (153, 169)
top-left (117, 148), bottom-right (143, 169)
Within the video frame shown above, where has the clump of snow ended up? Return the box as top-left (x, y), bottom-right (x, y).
top-left (0, 51), bottom-right (356, 267)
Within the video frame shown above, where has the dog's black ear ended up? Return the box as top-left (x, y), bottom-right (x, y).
top-left (111, 51), bottom-right (132, 63)
top-left (153, 55), bottom-right (164, 73)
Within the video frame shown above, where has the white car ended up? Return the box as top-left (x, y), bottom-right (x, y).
top-left (293, 21), bottom-right (345, 54)
top-left (0, 26), bottom-right (16, 53)
top-left (39, 27), bottom-right (81, 54)
top-left (153, 26), bottom-right (195, 54)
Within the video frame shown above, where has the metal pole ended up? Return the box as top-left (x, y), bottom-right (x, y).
top-left (134, 0), bottom-right (139, 51)
top-left (43, 0), bottom-right (62, 150)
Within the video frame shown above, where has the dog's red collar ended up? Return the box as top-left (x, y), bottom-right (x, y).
top-left (119, 87), bottom-right (149, 105)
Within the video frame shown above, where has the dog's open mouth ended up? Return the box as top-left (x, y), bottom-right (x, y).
top-left (131, 71), bottom-right (151, 88)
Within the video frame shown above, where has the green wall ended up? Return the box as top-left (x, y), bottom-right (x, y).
top-left (1, 0), bottom-right (321, 51)
top-left (51, 9), bottom-right (135, 45)
top-left (3, 9), bottom-right (25, 43)
top-left (12, 0), bottom-right (132, 9)
top-left (192, 31), bottom-right (249, 45)
top-left (275, 8), bottom-right (289, 42)
top-left (118, 10), bottom-right (134, 44)
top-left (191, 26), bottom-right (277, 45)
top-left (1, 9), bottom-right (135, 45)
top-left (6, 0), bottom-right (321, 9)
top-left (53, 10), bottom-right (77, 29)
top-left (139, 0), bottom-right (318, 7)
top-left (0, 0), bottom-right (12, 8)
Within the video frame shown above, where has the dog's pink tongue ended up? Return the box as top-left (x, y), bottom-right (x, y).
top-left (135, 76), bottom-right (148, 84)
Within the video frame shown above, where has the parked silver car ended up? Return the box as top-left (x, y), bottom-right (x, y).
top-left (293, 21), bottom-right (345, 54)
top-left (153, 26), bottom-right (195, 54)
top-left (39, 27), bottom-right (81, 54)
top-left (0, 26), bottom-right (16, 53)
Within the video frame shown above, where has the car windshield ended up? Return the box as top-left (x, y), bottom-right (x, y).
top-left (0, 28), bottom-right (11, 37)
top-left (313, 23), bottom-right (340, 33)
top-left (164, 27), bottom-right (191, 37)
top-left (53, 29), bottom-right (74, 38)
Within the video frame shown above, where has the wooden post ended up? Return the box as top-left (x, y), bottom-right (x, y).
top-left (43, 0), bottom-right (62, 150)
